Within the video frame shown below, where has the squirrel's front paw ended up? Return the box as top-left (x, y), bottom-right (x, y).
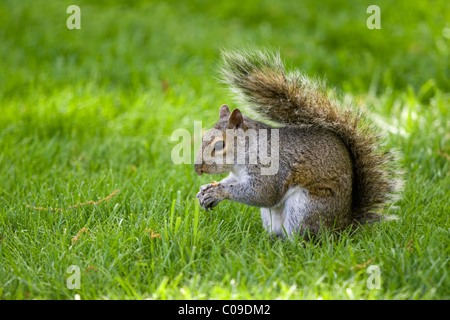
top-left (196, 182), bottom-right (224, 211)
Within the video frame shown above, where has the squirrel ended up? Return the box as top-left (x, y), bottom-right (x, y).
top-left (195, 49), bottom-right (402, 239)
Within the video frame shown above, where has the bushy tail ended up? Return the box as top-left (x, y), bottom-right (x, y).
top-left (220, 49), bottom-right (403, 225)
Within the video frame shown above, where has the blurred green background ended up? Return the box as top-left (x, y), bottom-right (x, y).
top-left (0, 0), bottom-right (448, 299)
top-left (1, 0), bottom-right (448, 94)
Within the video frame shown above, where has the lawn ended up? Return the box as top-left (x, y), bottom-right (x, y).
top-left (0, 0), bottom-right (448, 299)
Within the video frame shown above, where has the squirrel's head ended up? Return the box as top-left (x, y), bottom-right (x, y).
top-left (194, 104), bottom-right (249, 175)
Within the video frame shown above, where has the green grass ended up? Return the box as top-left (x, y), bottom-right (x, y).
top-left (0, 0), bottom-right (449, 299)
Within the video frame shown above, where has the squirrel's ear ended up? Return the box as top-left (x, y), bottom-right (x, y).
top-left (219, 104), bottom-right (231, 119)
top-left (228, 109), bottom-right (246, 130)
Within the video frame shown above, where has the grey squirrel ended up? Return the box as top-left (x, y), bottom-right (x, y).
top-left (195, 49), bottom-right (402, 239)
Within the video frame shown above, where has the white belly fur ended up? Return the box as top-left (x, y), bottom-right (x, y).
top-left (260, 186), bottom-right (309, 237)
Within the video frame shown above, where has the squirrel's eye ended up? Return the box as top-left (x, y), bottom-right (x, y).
top-left (214, 140), bottom-right (225, 152)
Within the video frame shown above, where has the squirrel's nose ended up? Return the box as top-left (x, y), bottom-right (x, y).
top-left (195, 164), bottom-right (203, 176)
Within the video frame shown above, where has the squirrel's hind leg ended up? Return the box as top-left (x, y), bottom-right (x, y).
top-left (261, 186), bottom-right (350, 240)
top-left (288, 193), bottom-right (353, 238)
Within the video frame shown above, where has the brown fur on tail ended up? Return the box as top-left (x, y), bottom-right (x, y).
top-left (220, 49), bottom-right (402, 225)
